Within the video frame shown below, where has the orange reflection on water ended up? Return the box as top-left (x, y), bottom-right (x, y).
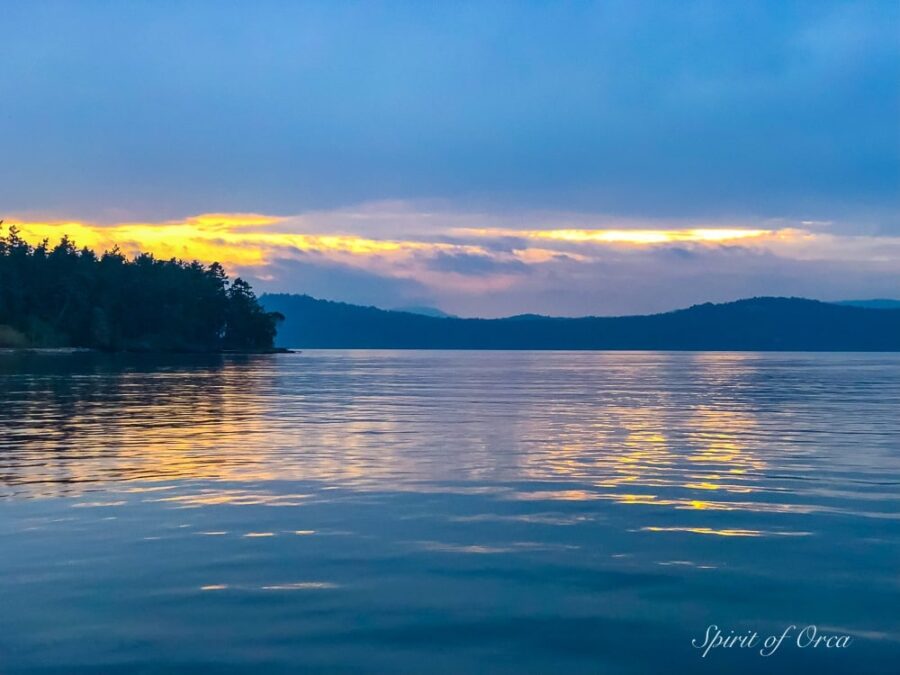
top-left (641, 526), bottom-right (762, 537)
top-left (640, 526), bottom-right (812, 537)
top-left (151, 490), bottom-right (313, 507)
top-left (0, 351), bottom-right (818, 532)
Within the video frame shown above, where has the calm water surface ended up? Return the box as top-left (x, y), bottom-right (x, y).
top-left (0, 350), bottom-right (898, 673)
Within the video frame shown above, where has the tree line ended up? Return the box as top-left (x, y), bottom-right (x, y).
top-left (0, 224), bottom-right (282, 351)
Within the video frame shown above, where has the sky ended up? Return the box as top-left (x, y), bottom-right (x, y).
top-left (1, 0), bottom-right (898, 317)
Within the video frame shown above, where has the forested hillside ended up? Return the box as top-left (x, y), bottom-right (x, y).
top-left (0, 225), bottom-right (281, 351)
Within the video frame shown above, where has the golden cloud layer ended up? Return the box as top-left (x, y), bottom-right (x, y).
top-left (7, 214), bottom-right (788, 267)
top-left (454, 227), bottom-right (772, 244)
top-left (5, 212), bottom-right (895, 292)
top-left (8, 215), bottom-right (482, 268)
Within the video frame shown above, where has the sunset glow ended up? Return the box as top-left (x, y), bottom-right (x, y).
top-left (457, 227), bottom-right (772, 244)
top-left (5, 211), bottom-right (898, 317)
top-left (9, 215), bottom-right (487, 268)
top-left (8, 215), bottom-right (779, 268)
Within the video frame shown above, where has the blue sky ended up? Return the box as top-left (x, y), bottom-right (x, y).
top-left (1, 1), bottom-right (898, 315)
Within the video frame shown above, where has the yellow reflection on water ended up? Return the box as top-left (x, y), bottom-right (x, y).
top-left (511, 356), bottom-right (770, 514)
top-left (1, 351), bottom-right (818, 530)
top-left (152, 491), bottom-right (313, 507)
top-left (640, 526), bottom-right (812, 537)
top-left (641, 526), bottom-right (763, 537)
top-left (200, 582), bottom-right (338, 591)
top-left (260, 582), bottom-right (338, 590)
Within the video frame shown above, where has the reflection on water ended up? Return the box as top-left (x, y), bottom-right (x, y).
top-left (1, 350), bottom-right (899, 673)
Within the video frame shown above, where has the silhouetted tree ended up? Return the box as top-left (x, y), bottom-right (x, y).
top-left (223, 278), bottom-right (283, 349)
top-left (0, 224), bottom-right (282, 351)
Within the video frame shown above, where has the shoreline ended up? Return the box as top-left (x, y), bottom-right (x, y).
top-left (0, 347), bottom-right (296, 355)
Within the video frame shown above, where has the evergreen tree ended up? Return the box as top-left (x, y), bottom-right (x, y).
top-left (0, 224), bottom-right (283, 351)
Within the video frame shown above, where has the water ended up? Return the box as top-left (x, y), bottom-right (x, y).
top-left (0, 350), bottom-right (898, 673)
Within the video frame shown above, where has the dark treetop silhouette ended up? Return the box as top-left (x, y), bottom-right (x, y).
top-left (262, 293), bottom-right (900, 351)
top-left (0, 225), bottom-right (282, 351)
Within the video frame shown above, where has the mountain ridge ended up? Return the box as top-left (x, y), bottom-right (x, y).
top-left (261, 294), bottom-right (900, 351)
top-left (836, 299), bottom-right (900, 310)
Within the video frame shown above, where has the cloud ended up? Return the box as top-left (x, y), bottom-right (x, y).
top-left (433, 245), bottom-right (900, 318)
top-left (246, 256), bottom-right (432, 309)
top-left (4, 203), bottom-right (898, 316)
top-left (454, 227), bottom-right (772, 245)
top-left (427, 251), bottom-right (530, 276)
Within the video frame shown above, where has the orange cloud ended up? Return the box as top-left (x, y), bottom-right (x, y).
top-left (184, 213), bottom-right (285, 229)
top-left (6, 211), bottom-right (893, 301)
top-left (453, 227), bottom-right (772, 244)
top-left (6, 214), bottom-right (784, 273)
top-left (5, 208), bottom-right (899, 318)
top-left (5, 214), bottom-right (488, 270)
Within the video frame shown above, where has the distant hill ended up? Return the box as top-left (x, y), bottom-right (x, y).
top-left (261, 294), bottom-right (900, 351)
top-left (391, 305), bottom-right (456, 318)
top-left (835, 299), bottom-right (900, 310)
